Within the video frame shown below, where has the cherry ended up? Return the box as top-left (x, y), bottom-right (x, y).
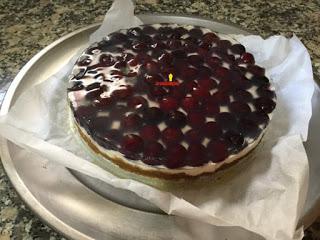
top-left (202, 32), bottom-right (218, 44)
top-left (187, 112), bottom-right (206, 127)
top-left (229, 101), bottom-right (251, 115)
top-left (85, 88), bottom-right (103, 100)
top-left (99, 54), bottom-right (114, 66)
top-left (169, 85), bottom-right (187, 99)
top-left (158, 52), bottom-right (173, 65)
top-left (165, 111), bottom-right (187, 128)
top-left (144, 74), bottom-right (163, 85)
top-left (251, 76), bottom-right (270, 87)
top-left (127, 96), bottom-right (148, 110)
top-left (111, 86), bottom-right (133, 99)
top-left (182, 80), bottom-right (198, 92)
top-left (203, 121), bottom-right (222, 138)
top-left (73, 68), bottom-right (86, 79)
top-left (204, 100), bottom-right (220, 116)
top-left (231, 44), bottom-right (246, 55)
top-left (143, 61), bottom-right (159, 74)
top-left (165, 145), bottom-right (187, 168)
top-left (198, 77), bottom-right (217, 89)
top-left (218, 79), bottom-right (233, 92)
top-left (114, 61), bottom-right (127, 69)
top-left (143, 141), bottom-right (164, 165)
top-left (248, 65), bottom-right (265, 77)
top-left (214, 66), bottom-right (229, 80)
top-left (257, 86), bottom-right (276, 99)
top-left (167, 39), bottom-right (182, 49)
top-left (159, 97), bottom-right (179, 112)
top-left (205, 56), bottom-right (221, 68)
top-left (143, 107), bottom-right (164, 124)
top-left (179, 66), bottom-right (199, 81)
top-left (94, 97), bottom-right (113, 109)
top-left (248, 111), bottom-right (270, 127)
top-left (140, 125), bottom-right (160, 141)
top-left (224, 131), bottom-right (246, 153)
top-left (172, 49), bottom-right (187, 59)
top-left (121, 113), bottom-right (142, 130)
top-left (239, 53), bottom-right (255, 64)
top-left (233, 76), bottom-right (252, 89)
top-left (217, 40), bottom-right (232, 50)
top-left (181, 96), bottom-right (200, 112)
top-left (189, 28), bottom-right (203, 38)
top-left (188, 54), bottom-right (204, 67)
top-left (185, 129), bottom-right (203, 143)
top-left (110, 32), bottom-right (128, 43)
top-left (232, 89), bottom-right (253, 102)
top-left (132, 42), bottom-right (147, 52)
top-left (198, 66), bottom-right (212, 78)
top-left (74, 106), bottom-right (96, 119)
top-left (254, 97), bottom-right (276, 113)
top-left (207, 139), bottom-right (228, 163)
top-left (238, 117), bottom-right (261, 138)
top-left (186, 143), bottom-right (206, 166)
top-left (211, 91), bottom-right (230, 104)
top-left (148, 86), bottom-right (168, 99)
top-left (191, 86), bottom-right (211, 101)
top-left (120, 134), bottom-right (144, 154)
top-left (216, 112), bottom-right (237, 130)
top-left (162, 127), bottom-right (183, 144)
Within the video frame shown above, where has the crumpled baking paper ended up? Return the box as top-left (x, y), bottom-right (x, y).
top-left (0, 0), bottom-right (315, 239)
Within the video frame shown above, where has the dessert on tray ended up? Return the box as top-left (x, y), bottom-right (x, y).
top-left (67, 23), bottom-right (276, 179)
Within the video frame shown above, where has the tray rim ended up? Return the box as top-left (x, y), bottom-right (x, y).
top-left (0, 13), bottom-right (318, 239)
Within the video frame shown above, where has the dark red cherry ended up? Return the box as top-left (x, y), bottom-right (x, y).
top-left (182, 80), bottom-right (197, 92)
top-left (238, 117), bottom-right (261, 138)
top-left (74, 106), bottom-right (96, 119)
top-left (99, 54), bottom-right (114, 66)
top-left (144, 74), bottom-right (163, 85)
top-left (167, 39), bottom-right (182, 49)
top-left (143, 107), bottom-right (164, 124)
top-left (140, 125), bottom-right (160, 141)
top-left (148, 86), bottom-right (168, 99)
top-left (172, 49), bottom-right (187, 59)
top-left (232, 89), bottom-right (253, 102)
top-left (204, 100), bottom-right (220, 116)
top-left (179, 66), bottom-right (199, 81)
top-left (229, 101), bottom-right (251, 115)
top-left (142, 25), bottom-right (157, 34)
top-left (257, 86), bottom-right (276, 99)
top-left (216, 112), bottom-right (237, 130)
top-left (120, 134), bottom-right (144, 154)
top-left (214, 66), bottom-right (229, 80)
top-left (197, 66), bottom-right (212, 78)
top-left (143, 61), bottom-right (159, 74)
top-left (85, 88), bottom-right (103, 100)
top-left (165, 111), bottom-right (187, 128)
top-left (186, 143), bottom-right (206, 167)
top-left (110, 32), bottom-right (128, 43)
top-left (231, 44), bottom-right (246, 55)
top-left (207, 140), bottom-right (228, 163)
top-left (94, 97), bottom-right (113, 109)
top-left (251, 76), bottom-right (270, 87)
top-left (188, 54), bottom-right (204, 67)
top-left (187, 112), bottom-right (206, 127)
top-left (202, 32), bottom-right (218, 44)
top-left (217, 40), bottom-right (232, 50)
top-left (211, 91), bottom-right (230, 104)
top-left (198, 77), bottom-right (217, 89)
top-left (239, 53), bottom-right (255, 64)
top-left (248, 65), bottom-right (265, 77)
top-left (132, 42), bottom-right (147, 52)
top-left (159, 97), bottom-right (179, 112)
top-left (111, 86), bottom-right (133, 99)
top-left (169, 85), bottom-right (187, 99)
top-left (224, 131), bottom-right (246, 153)
top-left (205, 56), bottom-right (222, 68)
top-left (189, 28), bottom-right (203, 38)
top-left (121, 113), bottom-right (142, 130)
top-left (233, 76), bottom-right (252, 89)
top-left (248, 111), bottom-right (270, 128)
top-left (162, 127), bottom-right (183, 144)
top-left (158, 52), bottom-right (173, 65)
top-left (191, 86), bottom-right (211, 101)
top-left (127, 96), bottom-right (148, 110)
top-left (78, 56), bottom-right (92, 66)
top-left (203, 122), bottom-right (222, 138)
top-left (185, 129), bottom-right (203, 143)
top-left (114, 61), bottom-right (127, 69)
top-left (181, 96), bottom-right (200, 112)
top-left (165, 144), bottom-right (187, 168)
top-left (143, 141), bottom-right (164, 164)
top-left (254, 97), bottom-right (276, 113)
top-left (218, 79), bottom-right (233, 92)
top-left (68, 81), bottom-right (84, 91)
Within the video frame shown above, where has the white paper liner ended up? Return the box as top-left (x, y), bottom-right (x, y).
top-left (0, 0), bottom-right (315, 239)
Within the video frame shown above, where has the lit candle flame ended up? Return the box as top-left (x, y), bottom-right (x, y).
top-left (168, 73), bottom-right (173, 82)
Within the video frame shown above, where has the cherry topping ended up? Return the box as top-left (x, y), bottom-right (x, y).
top-left (86, 82), bottom-right (101, 91)
top-left (165, 111), bottom-right (187, 128)
top-left (233, 89), bottom-right (253, 102)
top-left (251, 76), bottom-right (270, 87)
top-left (78, 56), bottom-right (92, 66)
top-left (248, 111), bottom-right (270, 127)
top-left (203, 122), bottom-right (222, 138)
top-left (167, 39), bottom-right (182, 49)
top-left (158, 52), bottom-right (173, 65)
top-left (162, 127), bottom-right (183, 144)
top-left (204, 100), bottom-right (220, 116)
top-left (207, 140), bottom-right (228, 163)
top-left (224, 131), bottom-right (246, 153)
top-left (143, 141), bottom-right (164, 165)
top-left (85, 88), bottom-right (103, 100)
top-left (187, 112), bottom-right (206, 127)
top-left (229, 101), bottom-right (251, 115)
top-left (127, 96), bottom-right (148, 110)
top-left (214, 66), bottom-right (229, 80)
top-left (255, 97), bottom-right (276, 113)
top-left (99, 54), bottom-right (114, 67)
top-left (120, 134), bottom-right (144, 154)
top-left (140, 125), bottom-right (160, 141)
top-left (211, 91), bottom-right (229, 104)
top-left (248, 65), bottom-right (265, 77)
top-left (132, 42), bottom-right (147, 52)
top-left (191, 86), bottom-right (211, 101)
top-left (121, 113), bottom-right (142, 130)
top-left (202, 32), bottom-right (218, 44)
top-left (257, 87), bottom-right (276, 98)
top-left (143, 61), bottom-right (159, 74)
top-left (238, 117), bottom-right (261, 138)
top-left (198, 77), bottom-right (217, 89)
top-left (185, 129), bottom-right (203, 143)
top-left (216, 112), bottom-right (237, 130)
top-left (189, 28), bottom-right (203, 38)
top-left (181, 96), bottom-right (200, 112)
top-left (144, 107), bottom-right (164, 124)
top-left (68, 81), bottom-right (84, 91)
top-left (231, 44), bottom-right (246, 55)
top-left (239, 53), bottom-right (255, 64)
top-left (205, 56), bottom-right (222, 68)
top-left (186, 143), bottom-right (206, 167)
top-left (188, 55), bottom-right (204, 67)
top-left (165, 144), bottom-right (187, 168)
top-left (217, 40), bottom-right (231, 50)
top-left (159, 97), bottom-right (179, 112)
top-left (111, 86), bottom-right (133, 99)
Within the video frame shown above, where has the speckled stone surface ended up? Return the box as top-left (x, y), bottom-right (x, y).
top-left (0, 0), bottom-right (319, 239)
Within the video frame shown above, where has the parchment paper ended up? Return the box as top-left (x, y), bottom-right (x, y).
top-left (0, 0), bottom-right (315, 239)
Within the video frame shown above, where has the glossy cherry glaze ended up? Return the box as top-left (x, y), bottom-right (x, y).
top-left (68, 23), bottom-right (276, 169)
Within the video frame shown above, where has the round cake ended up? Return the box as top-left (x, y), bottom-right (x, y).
top-left (67, 23), bottom-right (276, 179)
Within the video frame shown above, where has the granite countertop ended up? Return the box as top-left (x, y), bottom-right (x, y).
top-left (0, 0), bottom-right (319, 239)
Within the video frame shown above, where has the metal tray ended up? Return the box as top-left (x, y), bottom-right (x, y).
top-left (1, 14), bottom-right (320, 240)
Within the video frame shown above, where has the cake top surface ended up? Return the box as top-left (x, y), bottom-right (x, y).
top-left (68, 23), bottom-right (276, 169)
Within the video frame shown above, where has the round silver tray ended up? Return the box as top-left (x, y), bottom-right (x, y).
top-left (1, 14), bottom-right (320, 240)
